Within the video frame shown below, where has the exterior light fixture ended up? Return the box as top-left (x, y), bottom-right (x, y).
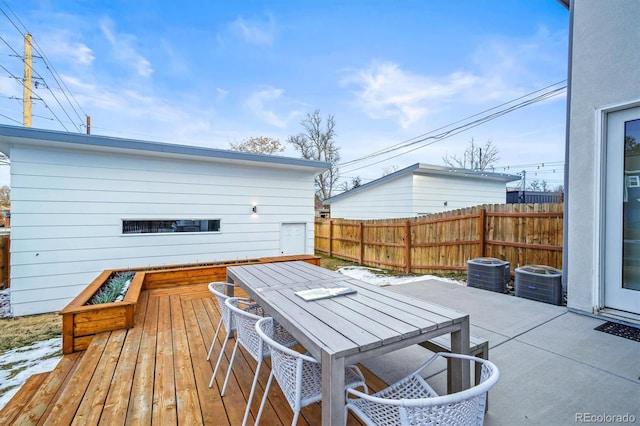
top-left (252, 205), bottom-right (257, 214)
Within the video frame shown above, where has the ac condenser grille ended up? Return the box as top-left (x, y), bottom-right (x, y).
top-left (515, 265), bottom-right (563, 305)
top-left (467, 257), bottom-right (510, 293)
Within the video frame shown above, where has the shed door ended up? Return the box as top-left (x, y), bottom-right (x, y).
top-left (604, 107), bottom-right (640, 315)
top-left (281, 223), bottom-right (306, 255)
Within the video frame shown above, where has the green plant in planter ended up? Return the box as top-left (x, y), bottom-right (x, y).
top-left (88, 271), bottom-right (134, 305)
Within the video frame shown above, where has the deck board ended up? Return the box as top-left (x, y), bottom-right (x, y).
top-left (0, 372), bottom-right (48, 424)
top-left (3, 282), bottom-right (384, 425)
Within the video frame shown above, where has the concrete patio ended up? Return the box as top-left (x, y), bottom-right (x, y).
top-left (361, 279), bottom-right (640, 426)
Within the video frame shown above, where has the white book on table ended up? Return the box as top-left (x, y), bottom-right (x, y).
top-left (295, 286), bottom-right (356, 301)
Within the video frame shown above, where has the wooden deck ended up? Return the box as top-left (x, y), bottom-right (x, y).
top-left (0, 283), bottom-right (388, 425)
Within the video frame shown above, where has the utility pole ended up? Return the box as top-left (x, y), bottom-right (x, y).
top-left (23, 33), bottom-right (32, 127)
top-left (86, 115), bottom-right (91, 134)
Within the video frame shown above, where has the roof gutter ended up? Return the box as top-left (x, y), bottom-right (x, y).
top-left (0, 124), bottom-right (330, 173)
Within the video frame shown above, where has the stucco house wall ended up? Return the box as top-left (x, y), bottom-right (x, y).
top-left (565, 0), bottom-right (640, 316)
top-left (0, 125), bottom-right (328, 316)
top-left (326, 163), bottom-right (519, 220)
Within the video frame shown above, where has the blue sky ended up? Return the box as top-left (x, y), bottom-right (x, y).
top-left (0, 0), bottom-right (569, 191)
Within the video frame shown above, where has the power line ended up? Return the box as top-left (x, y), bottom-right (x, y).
top-left (339, 81), bottom-right (567, 173)
top-left (0, 5), bottom-right (84, 132)
top-left (340, 80), bottom-right (567, 167)
top-left (0, 33), bottom-right (72, 131)
top-left (341, 85), bottom-right (566, 175)
top-left (1, 0), bottom-right (88, 123)
top-left (0, 112), bottom-right (21, 125)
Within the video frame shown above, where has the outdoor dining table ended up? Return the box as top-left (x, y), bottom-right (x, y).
top-left (226, 260), bottom-right (471, 426)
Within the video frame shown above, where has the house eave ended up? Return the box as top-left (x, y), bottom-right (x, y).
top-left (0, 124), bottom-right (330, 174)
top-left (324, 162), bottom-right (520, 204)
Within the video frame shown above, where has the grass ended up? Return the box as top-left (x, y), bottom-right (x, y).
top-left (317, 252), bottom-right (467, 281)
top-left (0, 313), bottom-right (61, 353)
top-left (317, 252), bottom-right (361, 271)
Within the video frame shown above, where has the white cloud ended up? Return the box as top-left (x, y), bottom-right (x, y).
top-left (342, 25), bottom-right (567, 131)
top-left (100, 19), bottom-right (153, 77)
top-left (28, 30), bottom-right (95, 66)
top-left (244, 86), bottom-right (301, 128)
top-left (230, 15), bottom-right (276, 46)
top-left (342, 61), bottom-right (480, 128)
top-left (216, 88), bottom-right (229, 102)
top-left (472, 26), bottom-right (566, 84)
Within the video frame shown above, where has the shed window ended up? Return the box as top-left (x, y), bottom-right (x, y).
top-left (122, 219), bottom-right (221, 234)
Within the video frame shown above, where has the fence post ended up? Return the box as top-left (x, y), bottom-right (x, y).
top-left (405, 221), bottom-right (411, 274)
top-left (359, 222), bottom-right (364, 264)
top-left (328, 220), bottom-right (333, 257)
top-left (479, 208), bottom-right (486, 258)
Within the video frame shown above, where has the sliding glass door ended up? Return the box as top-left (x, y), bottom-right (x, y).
top-left (605, 107), bottom-right (640, 314)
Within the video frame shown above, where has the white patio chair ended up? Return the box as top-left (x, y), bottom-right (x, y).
top-left (224, 297), bottom-right (299, 426)
top-left (345, 352), bottom-right (499, 426)
top-left (254, 316), bottom-right (368, 426)
top-left (206, 281), bottom-right (242, 388)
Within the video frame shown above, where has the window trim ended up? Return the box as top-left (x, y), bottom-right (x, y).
top-left (121, 218), bottom-right (222, 235)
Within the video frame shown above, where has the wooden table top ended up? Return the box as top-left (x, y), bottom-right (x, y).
top-left (227, 261), bottom-right (468, 361)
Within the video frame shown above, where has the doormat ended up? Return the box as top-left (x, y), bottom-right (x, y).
top-left (594, 322), bottom-right (640, 342)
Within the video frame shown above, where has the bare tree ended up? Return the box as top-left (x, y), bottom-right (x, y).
top-left (288, 110), bottom-right (340, 200)
top-left (0, 186), bottom-right (9, 208)
top-left (382, 165), bottom-right (400, 176)
top-left (340, 176), bottom-right (362, 192)
top-left (229, 136), bottom-right (284, 154)
top-left (528, 179), bottom-right (549, 192)
top-left (442, 138), bottom-right (500, 170)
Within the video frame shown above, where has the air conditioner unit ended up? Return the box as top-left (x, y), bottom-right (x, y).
top-left (515, 265), bottom-right (563, 305)
top-left (467, 257), bottom-right (510, 293)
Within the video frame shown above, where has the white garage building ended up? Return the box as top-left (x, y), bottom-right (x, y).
top-left (0, 125), bottom-right (328, 316)
top-left (325, 163), bottom-right (520, 220)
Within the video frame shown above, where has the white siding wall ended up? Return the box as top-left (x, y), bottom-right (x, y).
top-left (566, 0), bottom-right (640, 313)
top-left (412, 174), bottom-right (507, 214)
top-left (329, 175), bottom-right (414, 219)
top-left (10, 145), bottom-right (317, 315)
top-left (329, 173), bottom-right (508, 220)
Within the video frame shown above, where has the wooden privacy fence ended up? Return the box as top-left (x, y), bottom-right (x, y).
top-left (315, 203), bottom-right (563, 275)
top-left (0, 234), bottom-right (8, 289)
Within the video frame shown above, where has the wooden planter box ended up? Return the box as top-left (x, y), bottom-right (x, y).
top-left (59, 255), bottom-right (321, 354)
top-left (59, 270), bottom-right (144, 354)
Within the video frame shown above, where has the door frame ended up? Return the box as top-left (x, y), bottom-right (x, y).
top-left (280, 222), bottom-right (307, 255)
top-left (596, 100), bottom-right (640, 319)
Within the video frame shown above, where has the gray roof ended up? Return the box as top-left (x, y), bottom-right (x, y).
top-left (0, 124), bottom-right (330, 172)
top-left (324, 163), bottom-right (521, 203)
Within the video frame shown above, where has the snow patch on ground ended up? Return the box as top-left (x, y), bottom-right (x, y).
top-left (0, 337), bottom-right (62, 410)
top-left (0, 289), bottom-right (11, 318)
top-left (337, 266), bottom-right (464, 287)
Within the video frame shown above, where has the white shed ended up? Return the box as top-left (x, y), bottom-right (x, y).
top-left (0, 125), bottom-right (328, 316)
top-left (325, 163), bottom-right (520, 220)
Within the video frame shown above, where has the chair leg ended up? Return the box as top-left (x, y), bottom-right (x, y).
top-left (221, 338), bottom-right (240, 396)
top-left (242, 359), bottom-right (263, 426)
top-left (209, 333), bottom-right (231, 388)
top-left (344, 405), bottom-right (349, 426)
top-left (255, 371), bottom-right (274, 426)
top-left (291, 410), bottom-right (300, 426)
top-left (206, 318), bottom-right (224, 361)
